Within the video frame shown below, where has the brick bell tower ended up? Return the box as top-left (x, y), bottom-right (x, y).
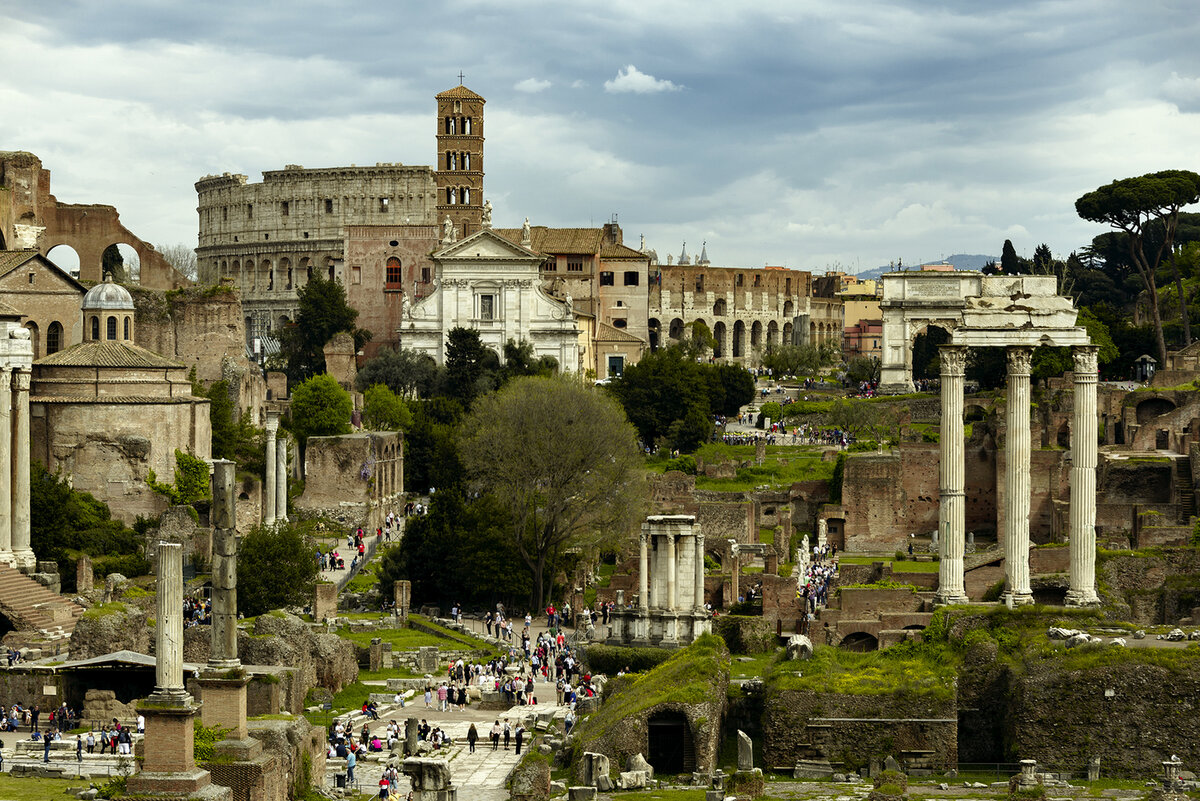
top-left (434, 82), bottom-right (485, 238)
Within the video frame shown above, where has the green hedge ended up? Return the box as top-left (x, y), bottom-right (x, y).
top-left (713, 615), bottom-right (776, 654)
top-left (583, 644), bottom-right (673, 675)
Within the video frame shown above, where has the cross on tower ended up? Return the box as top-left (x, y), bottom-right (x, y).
top-left (458, 71), bottom-right (465, 84)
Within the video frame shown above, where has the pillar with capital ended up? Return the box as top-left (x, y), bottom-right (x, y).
top-left (264, 411), bottom-right (278, 524)
top-left (275, 436), bottom-right (288, 523)
top-left (0, 370), bottom-right (12, 564)
top-left (694, 530), bottom-right (706, 611)
top-left (1003, 346), bottom-right (1034, 606)
top-left (1066, 345), bottom-right (1101, 606)
top-left (11, 368), bottom-right (33, 571)
top-left (935, 345), bottom-right (969, 604)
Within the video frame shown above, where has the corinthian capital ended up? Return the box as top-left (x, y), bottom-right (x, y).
top-left (1073, 345), bottom-right (1099, 374)
top-left (1006, 346), bottom-right (1033, 376)
top-left (939, 345), bottom-right (968, 376)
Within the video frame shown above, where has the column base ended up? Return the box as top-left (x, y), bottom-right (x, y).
top-left (10, 549), bottom-right (35, 573)
top-left (1002, 591), bottom-right (1034, 607)
top-left (933, 591), bottom-right (969, 606)
top-left (1064, 589), bottom-right (1101, 607)
top-left (879, 381), bottom-right (915, 395)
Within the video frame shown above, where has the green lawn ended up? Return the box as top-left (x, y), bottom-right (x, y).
top-left (838, 556), bottom-right (940, 573)
top-left (0, 775), bottom-right (103, 800)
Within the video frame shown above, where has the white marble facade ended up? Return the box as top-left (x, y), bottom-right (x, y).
top-left (400, 228), bottom-right (581, 370)
top-left (0, 303), bottom-right (34, 571)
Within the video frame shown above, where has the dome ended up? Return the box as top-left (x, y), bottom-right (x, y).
top-left (82, 275), bottom-right (135, 312)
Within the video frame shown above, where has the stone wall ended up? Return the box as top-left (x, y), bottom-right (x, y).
top-left (1098, 548), bottom-right (1200, 624)
top-left (296, 431), bottom-right (403, 530)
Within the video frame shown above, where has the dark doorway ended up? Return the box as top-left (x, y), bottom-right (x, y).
top-left (1156, 429), bottom-right (1170, 450)
top-left (648, 711), bottom-right (694, 775)
top-left (839, 632), bottom-right (879, 652)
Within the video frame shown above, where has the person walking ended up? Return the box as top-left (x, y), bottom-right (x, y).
top-left (467, 723), bottom-right (478, 754)
top-left (42, 731), bottom-right (51, 763)
top-left (76, 734), bottom-right (83, 763)
top-left (490, 720), bottom-right (501, 751)
top-left (503, 719), bottom-right (511, 750)
top-left (514, 723), bottom-right (525, 755)
top-left (346, 748), bottom-right (356, 785)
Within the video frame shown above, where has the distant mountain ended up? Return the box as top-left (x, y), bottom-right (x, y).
top-left (854, 253), bottom-right (998, 279)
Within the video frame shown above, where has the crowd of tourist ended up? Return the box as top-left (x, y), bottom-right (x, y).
top-left (184, 595), bottom-right (211, 627)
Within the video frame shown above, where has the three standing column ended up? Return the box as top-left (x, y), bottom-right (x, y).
top-left (1003, 347), bottom-right (1034, 605)
top-left (935, 345), bottom-right (969, 605)
top-left (1067, 346), bottom-right (1101, 606)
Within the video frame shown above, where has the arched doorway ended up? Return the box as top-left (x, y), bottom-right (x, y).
top-left (713, 321), bottom-right (727, 358)
top-left (647, 710), bottom-right (694, 775)
top-left (750, 321), bottom-right (762, 350)
top-left (911, 325), bottom-right (951, 381)
top-left (767, 320), bottom-right (779, 346)
top-left (733, 320), bottom-right (745, 358)
top-left (839, 632), bottom-right (878, 652)
top-left (669, 318), bottom-right (684, 342)
top-left (648, 318), bottom-right (661, 351)
top-left (783, 321), bottom-right (793, 344)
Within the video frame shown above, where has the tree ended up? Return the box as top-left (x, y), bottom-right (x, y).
top-left (236, 522), bottom-right (319, 616)
top-left (356, 347), bottom-right (445, 399)
top-left (684, 320), bottom-right (715, 358)
top-left (845, 356), bottom-right (881, 385)
top-left (609, 346), bottom-right (716, 450)
top-left (1001, 239), bottom-right (1022, 275)
top-left (157, 243), bottom-right (200, 283)
top-left (192, 377), bottom-right (265, 478)
top-left (405, 397), bottom-right (465, 494)
top-left (146, 449), bottom-right (212, 506)
top-left (459, 376), bottom-right (645, 608)
top-left (444, 327), bottom-right (496, 406)
top-left (500, 339), bottom-right (558, 384)
top-left (289, 374), bottom-right (352, 445)
top-left (362, 384), bottom-right (412, 431)
top-left (279, 276), bottom-right (370, 381)
top-left (1076, 170), bottom-right (1200, 362)
top-left (825, 399), bottom-right (875, 440)
top-left (711, 363), bottom-right (756, 417)
top-left (760, 343), bottom-right (821, 377)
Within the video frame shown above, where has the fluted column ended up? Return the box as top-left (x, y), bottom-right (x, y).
top-left (1067, 346), bottom-right (1101, 606)
top-left (264, 411), bottom-right (278, 524)
top-left (275, 437), bottom-right (288, 523)
top-left (666, 533), bottom-right (677, 612)
top-left (638, 531), bottom-right (649, 611)
top-left (935, 345), bottom-right (969, 604)
top-left (0, 370), bottom-right (11, 563)
top-left (152, 541), bottom-right (189, 702)
top-left (1004, 347), bottom-right (1034, 605)
top-left (11, 368), bottom-right (32, 571)
top-left (694, 530), bottom-right (705, 610)
top-left (209, 460), bottom-right (240, 669)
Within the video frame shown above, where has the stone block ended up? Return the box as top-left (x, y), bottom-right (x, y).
top-left (314, 583), bottom-right (337, 623)
top-left (737, 729), bottom-right (754, 771)
top-left (402, 757), bottom-right (452, 790)
top-left (568, 788), bottom-right (597, 801)
top-left (582, 751), bottom-right (610, 786)
top-left (596, 774), bottom-right (613, 791)
top-left (785, 634), bottom-right (813, 660)
top-left (617, 770), bottom-right (647, 790)
top-left (417, 646), bottom-right (439, 673)
top-left (627, 752), bottom-right (654, 779)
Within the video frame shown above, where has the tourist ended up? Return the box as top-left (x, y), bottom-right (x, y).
top-left (490, 720), bottom-right (501, 751)
top-left (467, 723), bottom-right (478, 753)
top-left (86, 730), bottom-right (95, 754)
top-left (76, 734), bottom-right (82, 762)
top-left (564, 709), bottom-right (575, 736)
top-left (514, 723), bottom-right (525, 755)
top-left (378, 775), bottom-right (390, 798)
top-left (503, 719), bottom-right (511, 750)
top-left (346, 748), bottom-right (357, 785)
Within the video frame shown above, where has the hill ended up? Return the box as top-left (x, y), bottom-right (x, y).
top-left (854, 253), bottom-right (997, 279)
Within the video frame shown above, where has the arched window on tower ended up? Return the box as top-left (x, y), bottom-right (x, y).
top-left (463, 117), bottom-right (472, 134)
top-left (447, 188), bottom-right (457, 205)
top-left (106, 316), bottom-right (117, 341)
top-left (386, 257), bottom-right (402, 289)
top-left (461, 188), bottom-right (470, 205)
top-left (91, 316), bottom-right (99, 341)
top-left (47, 321), bottom-right (62, 355)
top-left (123, 316), bottom-right (131, 340)
top-left (463, 153), bottom-right (470, 169)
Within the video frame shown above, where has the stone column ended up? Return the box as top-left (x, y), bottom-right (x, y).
top-left (276, 436), bottom-right (288, 523)
top-left (729, 541), bottom-right (740, 606)
top-left (0, 370), bottom-right (11, 562)
top-left (694, 530), bottom-right (705, 610)
top-left (1003, 347), bottom-right (1034, 606)
top-left (209, 460), bottom-right (239, 669)
top-left (665, 533), bottom-right (677, 612)
top-left (935, 345), bottom-right (969, 604)
top-left (1067, 346), bottom-right (1101, 606)
top-left (264, 411), bottom-right (278, 524)
top-left (153, 540), bottom-right (189, 701)
top-left (638, 531), bottom-right (649, 611)
top-left (11, 368), bottom-right (32, 571)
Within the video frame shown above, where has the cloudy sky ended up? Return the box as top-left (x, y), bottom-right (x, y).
top-left (4, 1), bottom-right (1199, 273)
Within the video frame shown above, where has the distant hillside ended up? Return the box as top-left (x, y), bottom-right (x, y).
top-left (854, 253), bottom-right (997, 279)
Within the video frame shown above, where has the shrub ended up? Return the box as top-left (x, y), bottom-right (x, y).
top-left (583, 644), bottom-right (673, 675)
top-left (982, 579), bottom-right (1006, 602)
top-left (894, 550), bottom-right (907, 562)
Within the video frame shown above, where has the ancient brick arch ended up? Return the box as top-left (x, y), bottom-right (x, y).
top-left (1135, 396), bottom-right (1177, 424)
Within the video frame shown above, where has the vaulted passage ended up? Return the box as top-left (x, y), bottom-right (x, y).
top-left (647, 710), bottom-right (695, 775)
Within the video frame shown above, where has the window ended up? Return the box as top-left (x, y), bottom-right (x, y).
top-left (380, 197), bottom-right (389, 212)
top-left (90, 316), bottom-right (99, 341)
top-left (785, 277), bottom-right (792, 293)
top-left (736, 274), bottom-right (744, 287)
top-left (479, 294), bottom-right (495, 321)
top-left (247, 204), bottom-right (253, 219)
top-left (613, 319), bottom-right (627, 328)
top-left (608, 355), bottom-right (625, 377)
top-left (463, 117), bottom-right (472, 134)
top-left (123, 316), bottom-right (130, 340)
top-left (462, 153), bottom-right (470, 169)
top-left (222, 206), bottom-right (228, 221)
top-left (754, 274), bottom-right (761, 287)
top-left (27, 271), bottom-right (33, 285)
top-left (695, 275), bottom-right (704, 292)
top-left (386, 257), bottom-right (402, 287)
top-left (281, 201), bottom-right (289, 216)
top-left (106, 316), bottom-right (117, 341)
top-left (599, 271), bottom-right (614, 286)
top-left (350, 266), bottom-right (361, 284)
top-left (567, 257), bottom-right (584, 272)
top-left (623, 271), bottom-right (639, 286)
top-left (543, 258), bottom-right (557, 272)
top-left (453, 100), bottom-right (462, 113)
top-left (460, 188), bottom-right (470, 204)
top-left (447, 188), bottom-right (456, 205)
top-left (47, 322), bottom-right (62, 355)
top-left (325, 199), bottom-right (333, 214)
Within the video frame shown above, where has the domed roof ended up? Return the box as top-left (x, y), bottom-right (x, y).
top-left (82, 275), bottom-right (134, 311)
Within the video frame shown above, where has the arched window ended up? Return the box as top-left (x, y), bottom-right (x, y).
top-left (106, 316), bottom-right (117, 341)
top-left (463, 153), bottom-right (470, 169)
top-left (90, 316), bottom-right (100, 341)
top-left (461, 188), bottom-right (470, 205)
top-left (386, 257), bottom-right (402, 288)
top-left (447, 188), bottom-right (456, 205)
top-left (124, 316), bottom-right (131, 340)
top-left (47, 322), bottom-right (62, 355)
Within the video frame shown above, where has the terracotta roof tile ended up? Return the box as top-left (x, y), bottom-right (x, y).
top-left (494, 227), bottom-right (604, 255)
top-left (600, 243), bottom-right (648, 260)
top-left (436, 85), bottom-right (485, 100)
top-left (594, 322), bottom-right (647, 345)
top-left (35, 340), bottom-right (184, 369)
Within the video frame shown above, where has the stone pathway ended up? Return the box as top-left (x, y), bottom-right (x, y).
top-left (325, 683), bottom-right (569, 799)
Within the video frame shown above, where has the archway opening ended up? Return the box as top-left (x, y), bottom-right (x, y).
top-left (668, 318), bottom-right (684, 341)
top-left (102, 243), bottom-right (140, 283)
top-left (648, 318), bottom-right (661, 351)
top-left (911, 325), bottom-right (951, 381)
top-left (839, 632), bottom-right (878, 652)
top-left (647, 710), bottom-right (694, 775)
top-left (47, 245), bottom-right (81, 277)
top-left (1136, 398), bottom-right (1176, 424)
top-left (713, 321), bottom-right (726, 359)
top-left (733, 320), bottom-right (745, 358)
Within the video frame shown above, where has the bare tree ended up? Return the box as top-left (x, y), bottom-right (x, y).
top-left (156, 243), bottom-right (200, 283)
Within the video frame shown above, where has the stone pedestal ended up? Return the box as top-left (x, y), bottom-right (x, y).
top-left (1066, 346), bottom-right (1101, 607)
top-left (935, 345), bottom-right (968, 604)
top-left (314, 582), bottom-right (337, 622)
top-left (76, 555), bottom-right (94, 593)
top-left (198, 676), bottom-right (251, 740)
top-left (395, 579), bottom-right (411, 621)
top-left (1003, 347), bottom-right (1034, 606)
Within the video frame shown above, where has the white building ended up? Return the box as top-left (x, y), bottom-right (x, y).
top-left (399, 227), bottom-right (581, 368)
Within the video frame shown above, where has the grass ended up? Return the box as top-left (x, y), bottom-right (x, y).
top-left (837, 556), bottom-right (939, 573)
top-left (759, 528), bottom-right (776, 544)
top-left (335, 614), bottom-right (499, 656)
top-left (770, 644), bottom-right (956, 701)
top-left (729, 650), bottom-right (781, 680)
top-left (303, 681), bottom-right (371, 724)
top-left (0, 775), bottom-right (103, 800)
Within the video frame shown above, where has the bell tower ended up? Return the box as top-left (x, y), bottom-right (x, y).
top-left (434, 82), bottom-right (485, 238)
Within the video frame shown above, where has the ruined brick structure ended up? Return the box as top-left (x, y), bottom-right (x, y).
top-left (0, 151), bottom-right (188, 289)
top-left (0, 251), bottom-right (86, 359)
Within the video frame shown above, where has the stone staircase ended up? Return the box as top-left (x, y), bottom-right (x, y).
top-left (0, 564), bottom-right (85, 644)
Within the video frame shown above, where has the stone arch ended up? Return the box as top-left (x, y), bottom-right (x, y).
top-left (647, 709), bottom-right (695, 774)
top-left (46, 244), bottom-right (81, 275)
top-left (767, 320), bottom-right (779, 346)
top-left (713, 298), bottom-right (726, 317)
top-left (648, 318), bottom-right (661, 351)
top-left (809, 321), bottom-right (817, 345)
top-left (261, 259), bottom-right (273, 291)
top-left (299, 257), bottom-right (313, 285)
top-left (838, 631), bottom-right (878, 652)
top-left (279, 257), bottom-right (293, 290)
top-left (1136, 397), bottom-right (1176, 424)
top-left (783, 299), bottom-right (794, 317)
top-left (109, 243), bottom-right (141, 283)
top-left (713, 321), bottom-right (727, 359)
top-left (750, 320), bottom-right (763, 349)
top-left (668, 318), bottom-right (684, 341)
top-left (732, 320), bottom-right (745, 358)
top-left (782, 321), bottom-right (793, 344)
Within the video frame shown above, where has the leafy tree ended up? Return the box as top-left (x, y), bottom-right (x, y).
top-left (459, 376), bottom-right (645, 608)
top-left (500, 339), bottom-right (558, 384)
top-left (1030, 307), bottom-right (1120, 382)
top-left (405, 397), bottom-right (465, 494)
top-left (279, 276), bottom-right (371, 381)
top-left (236, 522), bottom-right (319, 616)
top-left (444, 327), bottom-right (497, 406)
top-left (825, 399), bottom-right (875, 439)
top-left (356, 347), bottom-right (445, 399)
top-left (1076, 170), bottom-right (1200, 362)
top-left (1032, 243), bottom-right (1054, 274)
top-left (711, 363), bottom-right (756, 417)
top-left (289, 374), bottom-right (352, 445)
top-left (609, 346), bottom-right (716, 449)
top-left (146, 449), bottom-right (212, 506)
top-left (1001, 239), bottom-right (1022, 275)
top-left (362, 384), bottom-right (412, 431)
top-left (760, 343), bottom-right (821, 377)
top-left (846, 356), bottom-right (881, 385)
top-left (684, 320), bottom-right (715, 358)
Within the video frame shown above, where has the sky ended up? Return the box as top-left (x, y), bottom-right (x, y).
top-left (3, 0), bottom-right (1199, 274)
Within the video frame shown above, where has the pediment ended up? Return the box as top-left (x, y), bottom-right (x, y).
top-left (434, 229), bottom-right (541, 261)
